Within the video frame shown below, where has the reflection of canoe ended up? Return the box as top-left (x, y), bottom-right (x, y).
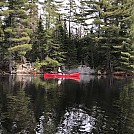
top-left (44, 72), bottom-right (80, 80)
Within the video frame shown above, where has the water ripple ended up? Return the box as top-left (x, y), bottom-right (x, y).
top-left (56, 107), bottom-right (96, 134)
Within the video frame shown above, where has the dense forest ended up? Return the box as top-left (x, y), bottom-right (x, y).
top-left (0, 0), bottom-right (134, 74)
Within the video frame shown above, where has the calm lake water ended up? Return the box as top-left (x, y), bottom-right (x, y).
top-left (0, 74), bottom-right (134, 134)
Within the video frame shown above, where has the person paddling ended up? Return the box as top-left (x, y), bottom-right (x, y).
top-left (58, 67), bottom-right (62, 74)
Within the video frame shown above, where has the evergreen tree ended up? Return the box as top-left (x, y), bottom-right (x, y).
top-left (31, 16), bottom-right (46, 62)
top-left (3, 0), bottom-right (33, 63)
top-left (53, 15), bottom-right (66, 63)
top-left (28, 0), bottom-right (38, 33)
top-left (36, 0), bottom-right (66, 70)
top-left (0, 0), bottom-right (133, 72)
top-left (75, 0), bottom-right (102, 66)
top-left (0, 0), bottom-right (6, 64)
top-left (112, 0), bottom-right (134, 72)
top-left (0, 18), bottom-right (4, 63)
top-left (27, 0), bottom-right (38, 56)
top-left (58, 0), bottom-right (79, 66)
top-left (127, 0), bottom-right (134, 71)
top-left (80, 0), bottom-right (134, 72)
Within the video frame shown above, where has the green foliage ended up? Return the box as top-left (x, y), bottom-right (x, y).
top-left (43, 56), bottom-right (60, 67)
top-left (34, 56), bottom-right (60, 71)
top-left (11, 37), bottom-right (31, 42)
top-left (121, 52), bottom-right (131, 57)
top-left (8, 44), bottom-right (32, 52)
top-left (6, 89), bottom-right (35, 132)
top-left (0, 19), bottom-right (4, 42)
top-left (0, 0), bottom-right (134, 73)
top-left (34, 58), bottom-right (42, 70)
top-left (1, 0), bottom-right (36, 63)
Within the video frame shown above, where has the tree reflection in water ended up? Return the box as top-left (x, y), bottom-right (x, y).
top-left (0, 75), bottom-right (134, 133)
top-left (56, 107), bottom-right (95, 133)
top-left (0, 75), bottom-right (36, 133)
top-left (4, 89), bottom-right (36, 133)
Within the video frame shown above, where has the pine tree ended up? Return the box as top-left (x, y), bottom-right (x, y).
top-left (126, 0), bottom-right (134, 71)
top-left (113, 0), bottom-right (134, 72)
top-left (3, 0), bottom-right (33, 63)
top-left (0, 0), bottom-right (6, 63)
top-left (28, 0), bottom-right (38, 33)
top-left (74, 0), bottom-right (134, 73)
top-left (0, 18), bottom-right (4, 63)
top-left (37, 0), bottom-right (66, 70)
top-left (31, 16), bottom-right (46, 62)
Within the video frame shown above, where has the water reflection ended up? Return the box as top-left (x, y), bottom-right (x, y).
top-left (0, 75), bottom-right (134, 133)
top-left (0, 75), bottom-right (37, 133)
top-left (35, 113), bottom-right (45, 134)
top-left (56, 106), bottom-right (95, 133)
top-left (80, 74), bottom-right (95, 83)
top-left (15, 75), bottom-right (33, 89)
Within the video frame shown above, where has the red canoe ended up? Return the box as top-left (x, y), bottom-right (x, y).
top-left (44, 72), bottom-right (80, 80)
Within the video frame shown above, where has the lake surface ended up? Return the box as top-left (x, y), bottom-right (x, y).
top-left (0, 74), bottom-right (134, 134)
